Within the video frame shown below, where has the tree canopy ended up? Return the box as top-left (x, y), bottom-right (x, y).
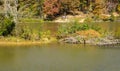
top-left (0, 0), bottom-right (120, 20)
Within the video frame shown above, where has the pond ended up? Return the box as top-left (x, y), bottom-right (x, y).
top-left (0, 43), bottom-right (120, 71)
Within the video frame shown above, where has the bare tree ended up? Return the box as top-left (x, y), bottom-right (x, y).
top-left (4, 0), bottom-right (18, 23)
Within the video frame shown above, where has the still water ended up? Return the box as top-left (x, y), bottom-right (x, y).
top-left (0, 43), bottom-right (120, 71)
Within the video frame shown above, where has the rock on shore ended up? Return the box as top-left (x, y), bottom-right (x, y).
top-left (59, 35), bottom-right (120, 46)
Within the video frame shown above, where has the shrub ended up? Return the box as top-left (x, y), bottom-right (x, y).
top-left (90, 24), bottom-right (101, 32)
top-left (117, 4), bottom-right (120, 13)
top-left (58, 21), bottom-right (101, 37)
top-left (92, 3), bottom-right (104, 15)
top-left (80, 24), bottom-right (90, 30)
top-left (58, 22), bottom-right (83, 36)
top-left (0, 15), bottom-right (15, 36)
top-left (18, 25), bottom-right (39, 40)
top-left (76, 29), bottom-right (101, 38)
top-left (39, 30), bottom-right (51, 39)
top-left (13, 20), bottom-right (43, 40)
top-left (21, 26), bottom-right (32, 40)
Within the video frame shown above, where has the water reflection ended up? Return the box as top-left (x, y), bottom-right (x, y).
top-left (0, 44), bottom-right (120, 71)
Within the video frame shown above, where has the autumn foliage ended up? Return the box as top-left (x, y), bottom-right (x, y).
top-left (1, 0), bottom-right (119, 19)
top-left (43, 0), bottom-right (61, 19)
top-left (76, 29), bottom-right (101, 38)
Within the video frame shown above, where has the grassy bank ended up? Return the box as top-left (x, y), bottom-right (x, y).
top-left (0, 37), bottom-right (57, 46)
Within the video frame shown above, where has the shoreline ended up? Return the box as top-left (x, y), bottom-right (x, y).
top-left (0, 41), bottom-right (51, 46)
top-left (0, 41), bottom-right (43, 46)
top-left (0, 38), bottom-right (119, 46)
top-left (0, 38), bottom-right (57, 46)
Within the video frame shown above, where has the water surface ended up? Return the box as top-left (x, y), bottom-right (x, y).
top-left (0, 44), bottom-right (120, 71)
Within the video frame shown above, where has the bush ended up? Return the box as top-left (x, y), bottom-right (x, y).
top-left (39, 30), bottom-right (51, 39)
top-left (58, 22), bottom-right (84, 36)
top-left (21, 26), bottom-right (32, 40)
top-left (13, 21), bottom-right (50, 40)
top-left (0, 15), bottom-right (15, 36)
top-left (76, 29), bottom-right (101, 38)
top-left (93, 3), bottom-right (105, 15)
top-left (90, 24), bottom-right (101, 32)
top-left (117, 4), bottom-right (120, 13)
top-left (58, 21), bottom-right (101, 36)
